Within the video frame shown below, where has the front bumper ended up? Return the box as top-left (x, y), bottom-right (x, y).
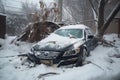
top-left (27, 53), bottom-right (78, 66)
top-left (27, 53), bottom-right (59, 66)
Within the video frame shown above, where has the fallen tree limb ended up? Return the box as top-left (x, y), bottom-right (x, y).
top-left (99, 39), bottom-right (116, 48)
top-left (37, 72), bottom-right (60, 79)
top-left (86, 61), bottom-right (104, 71)
top-left (0, 54), bottom-right (28, 58)
top-left (11, 21), bottom-right (60, 43)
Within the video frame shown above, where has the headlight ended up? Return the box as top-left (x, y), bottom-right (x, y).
top-left (63, 50), bottom-right (75, 56)
top-left (63, 48), bottom-right (80, 56)
top-left (75, 47), bottom-right (80, 53)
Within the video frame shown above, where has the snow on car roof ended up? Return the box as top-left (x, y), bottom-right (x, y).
top-left (60, 24), bottom-right (89, 29)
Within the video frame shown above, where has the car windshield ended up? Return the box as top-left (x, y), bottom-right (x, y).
top-left (54, 29), bottom-right (83, 38)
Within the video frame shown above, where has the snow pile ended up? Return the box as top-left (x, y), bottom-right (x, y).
top-left (0, 38), bottom-right (5, 47)
top-left (37, 33), bottom-right (83, 50)
top-left (0, 34), bottom-right (120, 80)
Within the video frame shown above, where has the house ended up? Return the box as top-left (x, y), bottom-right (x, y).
top-left (0, 0), bottom-right (6, 39)
top-left (0, 13), bottom-right (6, 39)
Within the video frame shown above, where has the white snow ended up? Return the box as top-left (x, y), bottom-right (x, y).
top-left (0, 38), bottom-right (5, 46)
top-left (0, 34), bottom-right (120, 80)
top-left (60, 24), bottom-right (89, 29)
top-left (37, 33), bottom-right (83, 50)
top-left (36, 24), bottom-right (88, 50)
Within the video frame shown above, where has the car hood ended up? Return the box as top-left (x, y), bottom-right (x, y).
top-left (33, 33), bottom-right (84, 51)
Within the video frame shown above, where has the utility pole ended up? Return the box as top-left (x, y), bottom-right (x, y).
top-left (58, 0), bottom-right (62, 22)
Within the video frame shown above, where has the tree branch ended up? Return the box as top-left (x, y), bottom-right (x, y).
top-left (102, 1), bottom-right (120, 34)
top-left (88, 0), bottom-right (98, 16)
top-left (95, 0), bottom-right (99, 5)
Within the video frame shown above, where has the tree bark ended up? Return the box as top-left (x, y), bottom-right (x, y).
top-left (97, 0), bottom-right (105, 39)
top-left (58, 0), bottom-right (62, 22)
top-left (88, 0), bottom-right (98, 34)
top-left (102, 1), bottom-right (120, 34)
top-left (88, 0), bottom-right (98, 16)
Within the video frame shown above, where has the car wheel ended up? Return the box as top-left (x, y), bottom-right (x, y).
top-left (75, 48), bottom-right (88, 67)
top-left (75, 55), bottom-right (82, 67)
top-left (82, 48), bottom-right (88, 61)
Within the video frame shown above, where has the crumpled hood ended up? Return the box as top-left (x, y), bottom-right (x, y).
top-left (33, 33), bottom-right (84, 51)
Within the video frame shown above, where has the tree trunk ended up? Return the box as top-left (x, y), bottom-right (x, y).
top-left (58, 0), bottom-right (62, 22)
top-left (88, 0), bottom-right (98, 34)
top-left (97, 0), bottom-right (105, 39)
top-left (102, 1), bottom-right (120, 34)
top-left (88, 0), bottom-right (98, 16)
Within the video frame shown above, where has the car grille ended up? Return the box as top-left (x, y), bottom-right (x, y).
top-left (36, 51), bottom-right (60, 59)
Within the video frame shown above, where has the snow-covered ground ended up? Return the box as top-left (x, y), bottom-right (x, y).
top-left (0, 34), bottom-right (120, 80)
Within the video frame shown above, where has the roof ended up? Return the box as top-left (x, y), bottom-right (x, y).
top-left (0, 13), bottom-right (6, 16)
top-left (60, 24), bottom-right (89, 30)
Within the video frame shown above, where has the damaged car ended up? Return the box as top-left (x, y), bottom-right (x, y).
top-left (26, 24), bottom-right (98, 67)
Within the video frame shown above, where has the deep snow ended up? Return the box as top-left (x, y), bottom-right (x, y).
top-left (0, 34), bottom-right (120, 80)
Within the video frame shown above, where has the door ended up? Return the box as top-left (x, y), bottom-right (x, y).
top-left (84, 29), bottom-right (94, 50)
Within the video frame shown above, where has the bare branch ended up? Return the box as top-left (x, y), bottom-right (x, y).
top-left (88, 0), bottom-right (98, 16)
top-left (95, 0), bottom-right (99, 4)
top-left (80, 19), bottom-right (97, 24)
top-left (102, 1), bottom-right (120, 34)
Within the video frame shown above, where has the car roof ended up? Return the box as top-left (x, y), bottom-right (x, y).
top-left (59, 24), bottom-right (89, 30)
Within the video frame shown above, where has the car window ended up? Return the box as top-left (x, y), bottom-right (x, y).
top-left (54, 29), bottom-right (83, 38)
top-left (85, 29), bottom-right (93, 35)
top-left (84, 30), bottom-right (86, 39)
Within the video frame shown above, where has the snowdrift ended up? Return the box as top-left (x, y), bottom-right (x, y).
top-left (0, 34), bottom-right (120, 80)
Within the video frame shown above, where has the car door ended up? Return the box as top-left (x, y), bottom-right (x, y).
top-left (84, 28), bottom-right (94, 51)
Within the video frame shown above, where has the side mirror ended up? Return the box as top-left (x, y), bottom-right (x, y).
top-left (87, 35), bottom-right (94, 39)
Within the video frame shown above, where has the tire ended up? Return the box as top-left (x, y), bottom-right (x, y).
top-left (75, 55), bottom-right (83, 67)
top-left (75, 47), bottom-right (88, 67)
top-left (82, 48), bottom-right (88, 61)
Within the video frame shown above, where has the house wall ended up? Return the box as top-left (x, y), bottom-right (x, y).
top-left (0, 14), bottom-right (6, 39)
top-left (105, 18), bottom-right (119, 34)
top-left (105, 12), bottom-right (120, 36)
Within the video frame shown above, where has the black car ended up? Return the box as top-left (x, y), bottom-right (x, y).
top-left (27, 24), bottom-right (98, 67)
